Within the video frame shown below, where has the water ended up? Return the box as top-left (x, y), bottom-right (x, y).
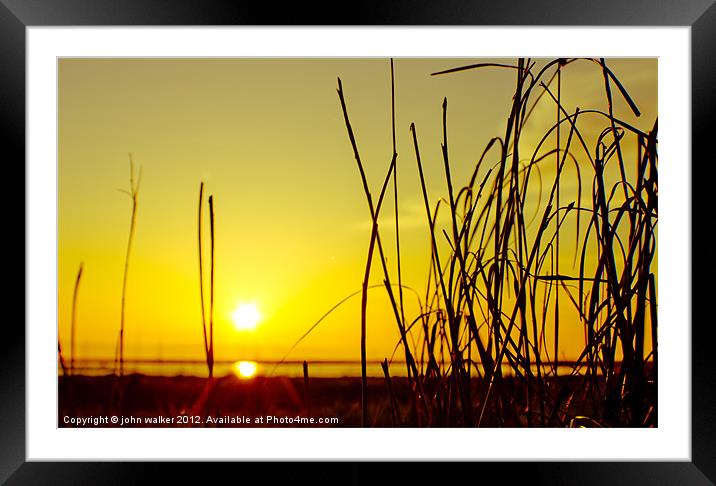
top-left (61, 358), bottom-right (588, 378)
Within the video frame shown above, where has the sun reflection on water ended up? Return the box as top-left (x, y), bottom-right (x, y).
top-left (234, 361), bottom-right (258, 379)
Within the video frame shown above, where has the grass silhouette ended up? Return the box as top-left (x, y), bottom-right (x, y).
top-left (337, 58), bottom-right (657, 427)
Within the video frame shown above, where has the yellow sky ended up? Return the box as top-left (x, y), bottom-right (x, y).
top-left (58, 58), bottom-right (657, 368)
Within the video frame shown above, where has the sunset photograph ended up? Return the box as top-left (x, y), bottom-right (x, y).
top-left (57, 57), bottom-right (658, 428)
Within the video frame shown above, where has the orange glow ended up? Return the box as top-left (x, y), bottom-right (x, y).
top-left (57, 58), bottom-right (658, 368)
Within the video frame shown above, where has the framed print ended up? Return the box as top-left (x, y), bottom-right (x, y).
top-left (5, 0), bottom-right (715, 482)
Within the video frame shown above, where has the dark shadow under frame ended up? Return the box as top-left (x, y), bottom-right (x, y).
top-left (2, 0), bottom-right (714, 483)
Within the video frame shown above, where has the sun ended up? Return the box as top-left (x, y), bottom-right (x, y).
top-left (231, 302), bottom-right (261, 331)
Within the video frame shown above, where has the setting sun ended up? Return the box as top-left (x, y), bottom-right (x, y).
top-left (231, 302), bottom-right (261, 330)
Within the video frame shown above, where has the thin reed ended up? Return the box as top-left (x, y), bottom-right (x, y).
top-left (70, 262), bottom-right (84, 376)
top-left (303, 360), bottom-right (311, 417)
top-left (118, 155), bottom-right (141, 379)
top-left (197, 183), bottom-right (216, 379)
top-left (58, 342), bottom-right (68, 376)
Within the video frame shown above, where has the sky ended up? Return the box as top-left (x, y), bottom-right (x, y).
top-left (58, 58), bottom-right (657, 374)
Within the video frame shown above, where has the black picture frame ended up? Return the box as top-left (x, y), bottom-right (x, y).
top-left (4, 0), bottom-right (714, 483)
